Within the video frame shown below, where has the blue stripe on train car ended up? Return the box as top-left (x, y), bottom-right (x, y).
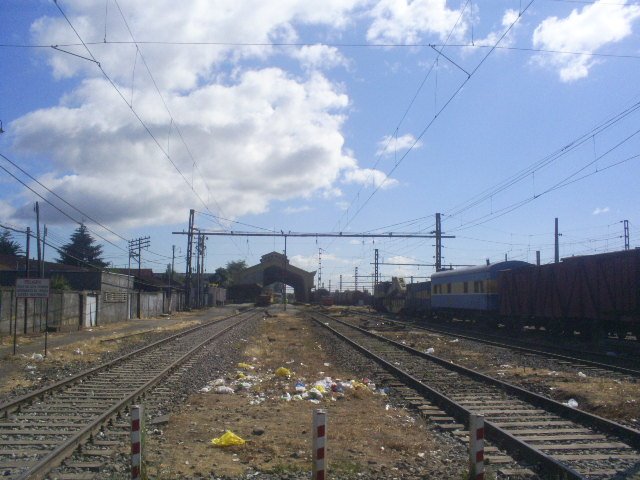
top-left (431, 293), bottom-right (498, 311)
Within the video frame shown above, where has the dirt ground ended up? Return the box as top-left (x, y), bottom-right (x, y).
top-left (145, 309), bottom-right (467, 479)
top-left (382, 329), bottom-right (640, 427)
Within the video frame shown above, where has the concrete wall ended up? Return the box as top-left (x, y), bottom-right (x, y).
top-left (0, 289), bottom-right (82, 334)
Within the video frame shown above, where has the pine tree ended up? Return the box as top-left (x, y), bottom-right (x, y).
top-left (57, 224), bottom-right (107, 269)
top-left (0, 229), bottom-right (21, 255)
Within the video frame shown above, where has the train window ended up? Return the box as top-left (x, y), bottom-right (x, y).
top-left (474, 281), bottom-right (483, 293)
top-left (446, 283), bottom-right (452, 294)
top-left (463, 282), bottom-right (468, 293)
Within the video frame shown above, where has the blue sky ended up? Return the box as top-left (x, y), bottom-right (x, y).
top-left (1, 0), bottom-right (639, 292)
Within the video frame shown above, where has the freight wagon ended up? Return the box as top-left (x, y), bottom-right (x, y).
top-left (499, 249), bottom-right (640, 339)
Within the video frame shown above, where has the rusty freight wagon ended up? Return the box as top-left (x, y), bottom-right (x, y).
top-left (499, 249), bottom-right (640, 340)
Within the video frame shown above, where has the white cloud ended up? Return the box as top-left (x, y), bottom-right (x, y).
top-left (291, 45), bottom-right (349, 71)
top-left (376, 133), bottom-right (422, 157)
top-left (367, 0), bottom-right (468, 44)
top-left (472, 9), bottom-right (521, 48)
top-left (592, 206), bottom-right (610, 215)
top-left (342, 167), bottom-right (399, 190)
top-left (30, 1), bottom-right (367, 92)
top-left (10, 69), bottom-right (356, 227)
top-left (284, 205), bottom-right (312, 214)
top-left (532, 1), bottom-right (640, 82)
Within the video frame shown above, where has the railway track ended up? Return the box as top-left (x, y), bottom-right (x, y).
top-left (311, 311), bottom-right (640, 479)
top-left (0, 309), bottom-right (260, 480)
top-left (357, 311), bottom-right (640, 380)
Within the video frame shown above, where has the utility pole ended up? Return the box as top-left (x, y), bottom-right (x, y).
top-left (536, 250), bottom-right (540, 266)
top-left (339, 274), bottom-right (342, 293)
top-left (554, 217), bottom-right (560, 263)
top-left (432, 212), bottom-right (442, 272)
top-left (318, 248), bottom-right (322, 291)
top-left (185, 209), bottom-right (194, 310)
top-left (283, 234), bottom-right (287, 311)
top-left (200, 233), bottom-right (206, 307)
top-left (41, 226), bottom-right (47, 277)
top-left (195, 232), bottom-right (201, 309)
top-left (35, 202), bottom-right (42, 277)
top-left (24, 227), bottom-right (30, 334)
top-left (169, 245), bottom-right (175, 313)
top-left (328, 279), bottom-right (331, 293)
top-left (374, 248), bottom-right (379, 286)
top-left (354, 266), bottom-right (358, 292)
top-left (623, 220), bottom-right (630, 250)
top-left (129, 236), bottom-right (151, 318)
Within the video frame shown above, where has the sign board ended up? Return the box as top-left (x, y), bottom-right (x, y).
top-left (16, 278), bottom-right (50, 298)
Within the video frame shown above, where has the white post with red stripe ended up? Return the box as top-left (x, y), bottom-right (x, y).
top-left (312, 409), bottom-right (327, 480)
top-left (131, 404), bottom-right (144, 480)
top-left (469, 413), bottom-right (485, 480)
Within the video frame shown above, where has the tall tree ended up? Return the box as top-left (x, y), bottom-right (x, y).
top-left (226, 260), bottom-right (247, 285)
top-left (57, 224), bottom-right (107, 268)
top-left (0, 229), bottom-right (21, 255)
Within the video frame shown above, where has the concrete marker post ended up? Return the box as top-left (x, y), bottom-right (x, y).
top-left (131, 404), bottom-right (145, 480)
top-left (469, 413), bottom-right (485, 480)
top-left (312, 408), bottom-right (327, 480)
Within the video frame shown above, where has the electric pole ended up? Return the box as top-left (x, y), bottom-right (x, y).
top-left (185, 209), bottom-right (194, 310)
top-left (374, 248), bottom-right (379, 286)
top-left (354, 266), bottom-right (358, 292)
top-left (318, 248), bottom-right (322, 291)
top-left (129, 236), bottom-right (150, 318)
top-left (35, 202), bottom-right (42, 277)
top-left (623, 220), bottom-right (630, 250)
top-left (432, 212), bottom-right (442, 271)
top-left (554, 217), bottom-right (560, 263)
top-left (24, 227), bottom-right (30, 334)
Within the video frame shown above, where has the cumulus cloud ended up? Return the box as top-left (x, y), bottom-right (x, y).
top-left (284, 205), bottom-right (312, 214)
top-left (532, 1), bottom-right (640, 82)
top-left (10, 69), bottom-right (356, 227)
top-left (367, 0), bottom-right (468, 44)
top-left (473, 9), bottom-right (521, 48)
top-left (592, 206), bottom-right (610, 215)
top-left (291, 45), bottom-right (349, 71)
top-left (342, 167), bottom-right (399, 190)
top-left (30, 1), bottom-right (366, 91)
top-left (376, 133), bottom-right (423, 157)
top-left (6, 1), bottom-right (419, 228)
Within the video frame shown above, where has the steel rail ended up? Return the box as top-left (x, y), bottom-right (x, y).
top-left (15, 309), bottom-right (260, 480)
top-left (361, 311), bottom-right (640, 377)
top-left (311, 311), bottom-right (640, 479)
top-left (0, 309), bottom-right (251, 417)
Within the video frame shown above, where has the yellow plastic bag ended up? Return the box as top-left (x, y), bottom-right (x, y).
top-left (211, 430), bottom-right (246, 447)
top-left (237, 362), bottom-right (254, 370)
top-left (275, 367), bottom-right (292, 378)
top-left (236, 372), bottom-right (247, 379)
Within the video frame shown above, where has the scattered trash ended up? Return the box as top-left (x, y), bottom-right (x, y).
top-left (578, 372), bottom-right (587, 378)
top-left (211, 430), bottom-right (245, 447)
top-left (323, 362), bottom-right (331, 367)
top-left (449, 338), bottom-right (459, 343)
top-left (31, 353), bottom-right (44, 362)
top-left (74, 348), bottom-right (83, 355)
top-left (214, 386), bottom-right (234, 394)
top-left (275, 367), bottom-right (292, 378)
top-left (237, 362), bottom-right (254, 370)
top-left (25, 365), bottom-right (37, 371)
top-left (425, 348), bottom-right (435, 354)
top-left (295, 381), bottom-right (306, 392)
top-left (281, 392), bottom-right (292, 402)
top-left (418, 452), bottom-right (426, 458)
top-left (200, 385), bottom-right (212, 393)
top-left (563, 398), bottom-right (579, 408)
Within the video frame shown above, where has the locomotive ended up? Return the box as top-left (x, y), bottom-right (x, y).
top-left (373, 249), bottom-right (640, 340)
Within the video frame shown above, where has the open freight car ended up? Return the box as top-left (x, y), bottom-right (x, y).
top-left (499, 249), bottom-right (640, 340)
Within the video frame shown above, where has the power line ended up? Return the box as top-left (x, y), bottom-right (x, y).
top-left (336, 1), bottom-right (536, 231)
top-left (3, 41), bottom-right (639, 61)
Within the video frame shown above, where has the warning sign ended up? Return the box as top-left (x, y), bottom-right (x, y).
top-left (16, 279), bottom-right (50, 298)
